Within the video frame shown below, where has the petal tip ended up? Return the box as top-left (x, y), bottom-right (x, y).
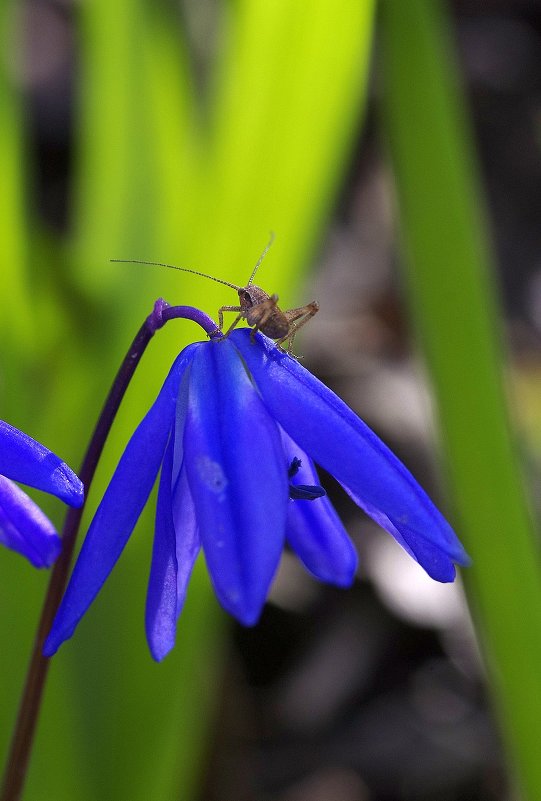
top-left (56, 466), bottom-right (85, 507)
top-left (42, 635), bottom-right (59, 658)
top-left (43, 618), bottom-right (77, 657)
top-left (453, 546), bottom-right (472, 568)
top-left (41, 537), bottom-right (62, 568)
top-left (221, 594), bottom-right (263, 627)
top-left (149, 642), bottom-right (173, 662)
top-left (236, 609), bottom-right (261, 627)
top-left (331, 569), bottom-right (357, 589)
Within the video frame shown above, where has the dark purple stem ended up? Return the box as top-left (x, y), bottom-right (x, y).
top-left (148, 299), bottom-right (222, 339)
top-left (0, 301), bottom-right (220, 801)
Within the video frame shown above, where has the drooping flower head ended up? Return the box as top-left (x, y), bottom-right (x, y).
top-left (0, 420), bottom-right (84, 567)
top-left (45, 328), bottom-right (468, 661)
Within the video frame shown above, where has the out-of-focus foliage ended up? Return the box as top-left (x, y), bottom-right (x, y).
top-left (3, 0), bottom-right (541, 799)
top-left (381, 3), bottom-right (541, 800)
top-left (0, 2), bottom-right (375, 800)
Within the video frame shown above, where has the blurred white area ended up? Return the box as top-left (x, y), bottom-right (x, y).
top-left (366, 531), bottom-right (481, 678)
top-left (367, 533), bottom-right (467, 630)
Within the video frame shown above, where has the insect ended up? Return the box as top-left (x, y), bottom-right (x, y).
top-left (112, 237), bottom-right (319, 352)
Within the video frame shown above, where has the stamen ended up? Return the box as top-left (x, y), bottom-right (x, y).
top-left (287, 457), bottom-right (326, 500)
top-left (289, 484), bottom-right (326, 501)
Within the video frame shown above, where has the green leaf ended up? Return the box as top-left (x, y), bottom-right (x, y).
top-left (380, 2), bottom-right (541, 798)
top-left (1, 3), bottom-right (376, 801)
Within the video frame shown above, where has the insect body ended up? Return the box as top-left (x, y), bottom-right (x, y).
top-left (112, 238), bottom-right (319, 352)
top-left (221, 284), bottom-right (319, 351)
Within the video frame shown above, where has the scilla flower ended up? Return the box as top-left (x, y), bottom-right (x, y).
top-left (0, 420), bottom-right (84, 567)
top-left (45, 328), bottom-right (468, 660)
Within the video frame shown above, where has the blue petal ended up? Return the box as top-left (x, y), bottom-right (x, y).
top-left (280, 429), bottom-right (357, 587)
top-left (231, 330), bottom-right (468, 581)
top-left (343, 494), bottom-right (457, 581)
top-left (172, 468), bottom-right (200, 620)
top-left (184, 339), bottom-right (288, 625)
top-left (145, 436), bottom-right (178, 662)
top-left (171, 373), bottom-right (202, 618)
top-left (44, 345), bottom-right (197, 656)
top-left (145, 388), bottom-right (201, 662)
top-left (0, 475), bottom-right (61, 567)
top-left (0, 420), bottom-right (83, 507)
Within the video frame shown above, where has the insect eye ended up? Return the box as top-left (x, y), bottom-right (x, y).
top-left (239, 290), bottom-right (252, 304)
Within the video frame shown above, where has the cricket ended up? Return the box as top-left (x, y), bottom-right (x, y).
top-left (112, 236), bottom-right (319, 352)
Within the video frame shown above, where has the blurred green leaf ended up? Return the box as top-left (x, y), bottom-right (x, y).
top-left (0, 2), bottom-right (33, 400)
top-left (1, 2), bottom-right (376, 800)
top-left (380, 2), bottom-right (541, 798)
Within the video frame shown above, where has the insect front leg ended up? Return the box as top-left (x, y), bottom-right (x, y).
top-left (218, 305), bottom-right (242, 332)
top-left (277, 301), bottom-right (320, 353)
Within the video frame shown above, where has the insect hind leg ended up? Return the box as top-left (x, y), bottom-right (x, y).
top-left (277, 301), bottom-right (319, 353)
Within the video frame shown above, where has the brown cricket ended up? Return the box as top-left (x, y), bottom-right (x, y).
top-left (112, 238), bottom-right (319, 352)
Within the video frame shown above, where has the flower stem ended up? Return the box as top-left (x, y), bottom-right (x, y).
top-left (0, 300), bottom-right (221, 801)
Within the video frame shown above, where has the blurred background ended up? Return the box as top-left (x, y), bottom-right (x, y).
top-left (2, 1), bottom-right (541, 799)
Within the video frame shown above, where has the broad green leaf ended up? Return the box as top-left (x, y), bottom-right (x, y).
top-left (381, 2), bottom-right (541, 798)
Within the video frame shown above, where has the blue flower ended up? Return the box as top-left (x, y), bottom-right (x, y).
top-left (45, 329), bottom-right (468, 661)
top-left (0, 420), bottom-right (84, 567)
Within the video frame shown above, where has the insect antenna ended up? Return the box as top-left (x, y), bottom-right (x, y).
top-left (246, 232), bottom-right (275, 286)
top-left (110, 259), bottom-right (241, 290)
